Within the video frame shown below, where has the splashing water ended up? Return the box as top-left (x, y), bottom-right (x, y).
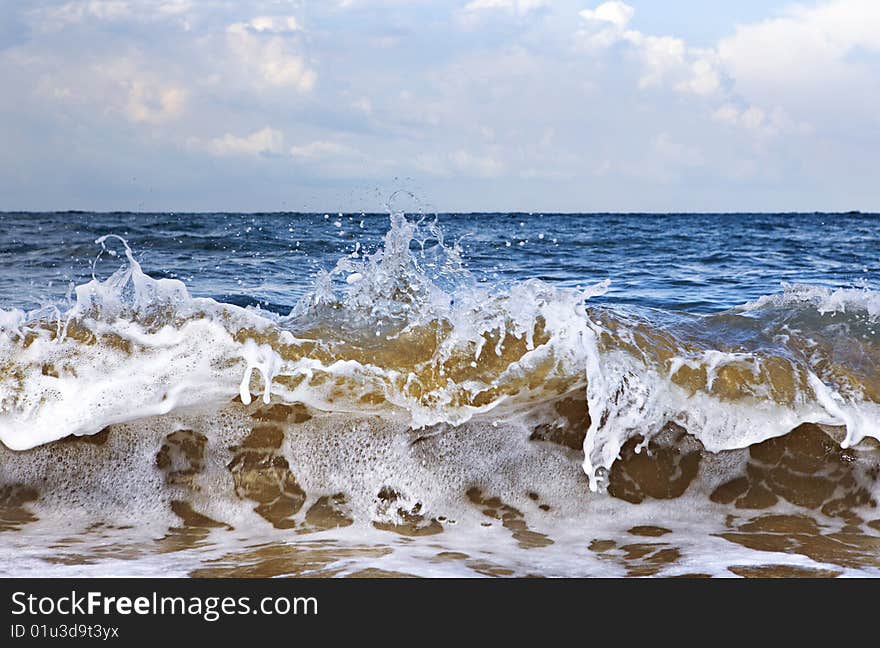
top-left (1, 211), bottom-right (880, 577)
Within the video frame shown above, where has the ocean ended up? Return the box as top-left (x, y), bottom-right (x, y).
top-left (1, 210), bottom-right (879, 577)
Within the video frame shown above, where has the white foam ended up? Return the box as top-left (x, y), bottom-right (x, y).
top-left (741, 282), bottom-right (880, 321)
top-left (1, 219), bottom-right (878, 490)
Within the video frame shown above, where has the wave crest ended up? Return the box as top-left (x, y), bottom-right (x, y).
top-left (1, 215), bottom-right (878, 494)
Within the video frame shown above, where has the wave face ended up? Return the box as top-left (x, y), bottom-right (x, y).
top-left (1, 211), bottom-right (880, 577)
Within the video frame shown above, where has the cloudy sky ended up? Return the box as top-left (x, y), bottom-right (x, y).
top-left (1, 0), bottom-right (878, 212)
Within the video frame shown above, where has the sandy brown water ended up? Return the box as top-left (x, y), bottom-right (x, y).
top-left (3, 397), bottom-right (879, 578)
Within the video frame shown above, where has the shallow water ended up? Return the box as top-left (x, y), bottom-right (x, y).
top-left (1, 210), bottom-right (879, 577)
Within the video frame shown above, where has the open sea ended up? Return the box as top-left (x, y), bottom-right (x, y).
top-left (1, 210), bottom-right (879, 577)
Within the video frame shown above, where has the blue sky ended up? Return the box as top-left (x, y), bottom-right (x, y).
top-left (1, 0), bottom-right (878, 212)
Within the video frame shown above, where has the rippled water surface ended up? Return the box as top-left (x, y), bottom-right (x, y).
top-left (2, 212), bottom-right (876, 312)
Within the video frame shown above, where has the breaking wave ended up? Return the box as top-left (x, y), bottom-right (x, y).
top-left (1, 213), bottom-right (879, 497)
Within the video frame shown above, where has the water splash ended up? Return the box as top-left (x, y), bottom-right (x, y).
top-left (0, 215), bottom-right (878, 490)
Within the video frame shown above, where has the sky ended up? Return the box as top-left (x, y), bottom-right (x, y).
top-left (0, 0), bottom-right (878, 213)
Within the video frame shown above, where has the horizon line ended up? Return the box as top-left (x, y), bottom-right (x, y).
top-left (1, 210), bottom-right (877, 216)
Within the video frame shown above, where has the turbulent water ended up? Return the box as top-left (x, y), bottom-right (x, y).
top-left (2, 210), bottom-right (880, 577)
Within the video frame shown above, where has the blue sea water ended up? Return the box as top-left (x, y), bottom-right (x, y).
top-left (1, 212), bottom-right (876, 315)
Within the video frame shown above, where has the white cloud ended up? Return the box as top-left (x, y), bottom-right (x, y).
top-left (194, 132), bottom-right (367, 164)
top-left (352, 97), bottom-right (373, 114)
top-left (576, 1), bottom-right (880, 163)
top-left (652, 132), bottom-right (703, 168)
top-left (717, 0), bottom-right (880, 96)
top-left (290, 140), bottom-right (358, 159)
top-left (55, 0), bottom-right (131, 21)
top-left (227, 29), bottom-right (317, 92)
top-left (416, 150), bottom-right (504, 177)
top-left (677, 56), bottom-right (721, 96)
top-left (462, 0), bottom-right (549, 15)
top-left (203, 127), bottom-right (286, 157)
top-left (582, 0), bottom-right (880, 145)
top-left (2, 0), bottom-right (879, 211)
top-left (578, 2), bottom-right (720, 97)
top-left (32, 0), bottom-right (192, 30)
top-left (577, 1), bottom-right (634, 49)
top-left (452, 149), bottom-right (503, 176)
top-left (626, 33), bottom-right (686, 89)
top-left (126, 81), bottom-right (186, 124)
top-left (712, 104), bottom-right (812, 138)
top-left (579, 1), bottom-right (633, 30)
top-left (334, 0), bottom-right (427, 9)
top-left (578, 0), bottom-right (880, 133)
top-left (458, 0), bottom-right (549, 26)
top-left (227, 16), bottom-right (301, 35)
top-left (288, 140), bottom-right (393, 178)
top-left (94, 58), bottom-right (189, 124)
top-left (225, 25), bottom-right (316, 91)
